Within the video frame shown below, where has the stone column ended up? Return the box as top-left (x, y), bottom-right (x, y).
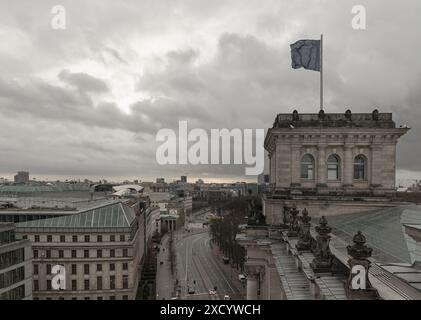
top-left (370, 143), bottom-right (382, 188)
top-left (317, 144), bottom-right (327, 186)
top-left (246, 273), bottom-right (259, 300)
top-left (291, 144), bottom-right (301, 187)
top-left (343, 144), bottom-right (354, 187)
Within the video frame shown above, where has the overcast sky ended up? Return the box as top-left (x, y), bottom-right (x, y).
top-left (0, 0), bottom-right (420, 184)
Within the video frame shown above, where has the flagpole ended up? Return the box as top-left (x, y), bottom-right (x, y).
top-left (320, 34), bottom-right (323, 111)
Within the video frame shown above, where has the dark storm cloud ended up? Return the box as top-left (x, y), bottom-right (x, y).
top-left (0, 0), bottom-right (420, 181)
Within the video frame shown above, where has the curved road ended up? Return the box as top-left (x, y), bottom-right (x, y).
top-left (175, 231), bottom-right (243, 300)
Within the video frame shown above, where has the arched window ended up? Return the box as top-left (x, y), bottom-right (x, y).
top-left (301, 154), bottom-right (315, 180)
top-left (354, 155), bottom-right (367, 180)
top-left (327, 154), bottom-right (341, 180)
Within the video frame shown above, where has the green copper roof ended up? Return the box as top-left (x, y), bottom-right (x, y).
top-left (15, 201), bottom-right (136, 229)
top-left (0, 184), bottom-right (91, 193)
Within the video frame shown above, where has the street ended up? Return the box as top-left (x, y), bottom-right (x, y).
top-left (156, 208), bottom-right (244, 300)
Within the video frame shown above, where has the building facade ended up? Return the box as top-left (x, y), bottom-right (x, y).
top-left (15, 201), bottom-right (144, 300)
top-left (0, 223), bottom-right (32, 300)
top-left (264, 110), bottom-right (409, 217)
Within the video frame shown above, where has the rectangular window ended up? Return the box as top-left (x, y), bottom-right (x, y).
top-left (97, 276), bottom-right (102, 290)
top-left (97, 296), bottom-right (103, 300)
top-left (97, 235), bottom-right (102, 242)
top-left (84, 264), bottom-right (89, 274)
top-left (34, 280), bottom-right (39, 291)
top-left (72, 280), bottom-right (77, 291)
top-left (34, 264), bottom-right (39, 275)
top-left (47, 264), bottom-right (51, 274)
top-left (33, 250), bottom-right (38, 259)
top-left (110, 276), bottom-right (115, 289)
top-left (120, 235), bottom-right (125, 242)
top-left (47, 235), bottom-right (52, 242)
top-left (46, 250), bottom-right (51, 258)
top-left (110, 235), bottom-right (115, 242)
top-left (122, 263), bottom-right (128, 271)
top-left (72, 235), bottom-right (78, 243)
top-left (59, 250), bottom-right (64, 258)
top-left (122, 275), bottom-right (128, 289)
top-left (110, 296), bottom-right (115, 300)
top-left (97, 264), bottom-right (102, 272)
top-left (122, 249), bottom-right (128, 257)
top-left (110, 249), bottom-right (115, 258)
top-left (34, 235), bottom-right (40, 242)
top-left (110, 263), bottom-right (115, 271)
top-left (47, 280), bottom-right (52, 290)
top-left (85, 235), bottom-right (90, 243)
top-left (84, 280), bottom-right (89, 290)
top-left (122, 295), bottom-right (128, 300)
top-left (97, 250), bottom-right (102, 258)
top-left (60, 235), bottom-right (65, 242)
top-left (71, 250), bottom-right (77, 258)
top-left (84, 250), bottom-right (89, 258)
top-left (71, 264), bottom-right (77, 275)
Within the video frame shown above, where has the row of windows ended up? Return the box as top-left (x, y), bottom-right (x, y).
top-left (0, 284), bottom-right (25, 300)
top-left (33, 248), bottom-right (129, 259)
top-left (0, 266), bottom-right (25, 289)
top-left (300, 154), bottom-right (368, 180)
top-left (0, 230), bottom-right (16, 245)
top-left (34, 262), bottom-right (129, 275)
top-left (32, 234), bottom-right (126, 243)
top-left (34, 295), bottom-right (128, 300)
top-left (0, 248), bottom-right (25, 270)
top-left (34, 275), bottom-right (129, 291)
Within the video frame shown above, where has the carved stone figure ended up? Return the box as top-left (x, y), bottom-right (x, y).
top-left (287, 206), bottom-right (299, 237)
top-left (296, 208), bottom-right (312, 251)
top-left (310, 216), bottom-right (333, 273)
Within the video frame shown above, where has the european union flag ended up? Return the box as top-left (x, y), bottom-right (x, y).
top-left (290, 40), bottom-right (321, 72)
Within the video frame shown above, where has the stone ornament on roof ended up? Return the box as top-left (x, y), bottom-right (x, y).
top-left (345, 231), bottom-right (378, 299)
top-left (347, 231), bottom-right (373, 260)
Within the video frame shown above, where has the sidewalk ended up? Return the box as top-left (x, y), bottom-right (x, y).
top-left (155, 234), bottom-right (176, 300)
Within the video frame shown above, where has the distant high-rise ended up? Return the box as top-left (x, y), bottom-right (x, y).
top-left (14, 171), bottom-right (29, 184)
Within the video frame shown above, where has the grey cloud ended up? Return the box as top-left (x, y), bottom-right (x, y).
top-left (58, 69), bottom-right (109, 93)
